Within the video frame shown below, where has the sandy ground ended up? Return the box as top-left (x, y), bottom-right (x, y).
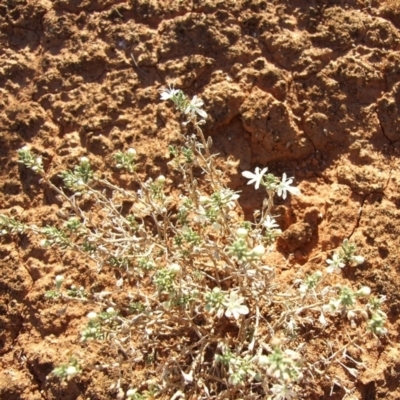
top-left (1, 0), bottom-right (400, 398)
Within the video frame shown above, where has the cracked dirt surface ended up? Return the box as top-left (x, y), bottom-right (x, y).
top-left (2, 0), bottom-right (400, 398)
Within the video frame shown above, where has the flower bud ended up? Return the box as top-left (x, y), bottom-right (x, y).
top-left (66, 366), bottom-right (78, 377)
top-left (356, 286), bottom-right (371, 297)
top-left (168, 263), bottom-right (181, 275)
top-left (360, 310), bottom-right (369, 321)
top-left (55, 275), bottom-right (64, 289)
top-left (352, 255), bottom-right (365, 265)
top-left (127, 148), bottom-right (136, 156)
top-left (347, 310), bottom-right (357, 321)
top-left (314, 271), bottom-right (323, 279)
top-left (76, 179), bottom-right (85, 188)
top-left (106, 307), bottom-right (115, 314)
top-left (212, 222), bottom-right (222, 232)
top-left (236, 228), bottom-right (248, 238)
top-left (251, 245), bottom-right (265, 257)
top-left (156, 175), bottom-right (166, 183)
top-left (257, 355), bottom-right (269, 366)
top-left (87, 311), bottom-right (98, 320)
top-left (199, 195), bottom-right (209, 204)
top-left (318, 312), bottom-right (327, 326)
top-left (194, 214), bottom-right (207, 224)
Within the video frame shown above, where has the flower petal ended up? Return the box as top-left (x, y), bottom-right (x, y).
top-left (242, 170), bottom-right (256, 179)
top-left (196, 108), bottom-right (208, 119)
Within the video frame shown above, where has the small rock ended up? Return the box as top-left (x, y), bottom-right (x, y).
top-left (278, 222), bottom-right (313, 252)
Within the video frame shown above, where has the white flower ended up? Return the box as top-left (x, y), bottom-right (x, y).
top-left (326, 253), bottom-right (345, 274)
top-left (159, 85), bottom-right (180, 101)
top-left (298, 283), bottom-right (308, 295)
top-left (322, 299), bottom-right (342, 315)
top-left (242, 167), bottom-right (268, 190)
top-left (127, 148), bottom-right (136, 156)
top-left (263, 215), bottom-right (280, 230)
top-left (286, 319), bottom-right (297, 335)
top-left (319, 311), bottom-right (328, 327)
top-left (193, 207), bottom-right (207, 224)
top-left (270, 384), bottom-right (298, 400)
top-left (220, 189), bottom-right (240, 209)
top-left (277, 173), bottom-right (301, 199)
top-left (223, 291), bottom-right (249, 319)
top-left (185, 95), bottom-right (207, 119)
top-left (55, 275), bottom-right (64, 284)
